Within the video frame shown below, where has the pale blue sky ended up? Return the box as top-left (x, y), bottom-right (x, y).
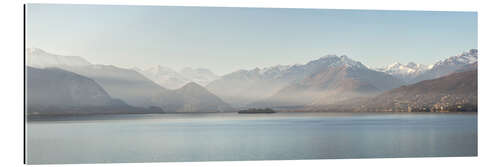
top-left (26, 4), bottom-right (477, 75)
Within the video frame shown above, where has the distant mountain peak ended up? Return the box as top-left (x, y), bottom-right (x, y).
top-left (180, 67), bottom-right (213, 74)
top-left (259, 64), bottom-right (292, 75)
top-left (26, 48), bottom-right (92, 68)
top-left (375, 61), bottom-right (431, 82)
top-left (323, 54), bottom-right (366, 69)
top-left (177, 82), bottom-right (210, 95)
top-left (407, 61), bottom-right (416, 65)
top-left (384, 62), bottom-right (428, 70)
top-left (381, 49), bottom-right (478, 84)
top-left (388, 62), bottom-right (402, 67)
top-left (26, 48), bottom-right (46, 54)
top-left (225, 54), bottom-right (367, 79)
top-left (135, 65), bottom-right (220, 89)
top-left (320, 54), bottom-right (343, 59)
top-left (146, 65), bottom-right (176, 73)
top-left (435, 49), bottom-right (478, 66)
top-left (180, 82), bottom-right (204, 90)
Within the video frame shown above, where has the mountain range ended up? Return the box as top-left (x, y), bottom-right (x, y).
top-left (206, 55), bottom-right (400, 107)
top-left (314, 68), bottom-right (477, 112)
top-left (26, 48), bottom-right (91, 68)
top-left (135, 66), bottom-right (220, 89)
top-left (375, 62), bottom-right (432, 82)
top-left (375, 49), bottom-right (478, 83)
top-left (368, 69), bottom-right (478, 112)
top-left (26, 48), bottom-right (232, 113)
top-left (249, 55), bottom-right (405, 108)
top-left (408, 49), bottom-right (478, 83)
top-left (207, 50), bottom-right (477, 109)
top-left (27, 66), bottom-right (118, 108)
top-left (26, 48), bottom-right (478, 113)
top-left (26, 66), bottom-right (163, 116)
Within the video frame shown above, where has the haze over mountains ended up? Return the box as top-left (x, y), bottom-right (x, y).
top-left (317, 69), bottom-right (477, 112)
top-left (174, 82), bottom-right (232, 112)
top-left (135, 66), bottom-right (220, 89)
top-left (26, 48), bottom-right (478, 114)
top-left (369, 69), bottom-right (478, 112)
top-left (207, 49), bottom-right (477, 109)
top-left (55, 64), bottom-right (175, 108)
top-left (249, 55), bottom-right (405, 108)
top-left (26, 67), bottom-right (163, 115)
top-left (206, 55), bottom-right (401, 107)
top-left (27, 66), bottom-right (118, 108)
top-left (26, 48), bottom-right (232, 114)
top-left (26, 48), bottom-right (92, 68)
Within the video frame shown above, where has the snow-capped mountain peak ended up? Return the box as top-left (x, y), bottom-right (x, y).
top-left (259, 65), bottom-right (292, 75)
top-left (435, 49), bottom-right (478, 66)
top-left (382, 62), bottom-right (430, 74)
top-left (376, 61), bottom-right (431, 82)
top-left (376, 49), bottom-right (478, 83)
top-left (224, 54), bottom-right (369, 81)
top-left (314, 54), bottom-right (367, 69)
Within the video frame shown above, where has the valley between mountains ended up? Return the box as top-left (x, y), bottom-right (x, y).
top-left (25, 48), bottom-right (478, 116)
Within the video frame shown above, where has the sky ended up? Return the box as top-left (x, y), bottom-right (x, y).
top-left (26, 4), bottom-right (477, 75)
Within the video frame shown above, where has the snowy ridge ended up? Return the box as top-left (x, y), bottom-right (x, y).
top-left (377, 62), bottom-right (431, 76)
top-left (434, 49), bottom-right (478, 67)
top-left (376, 49), bottom-right (478, 83)
top-left (230, 54), bottom-right (368, 78)
top-left (206, 54), bottom-right (375, 107)
top-left (318, 55), bottom-right (367, 69)
top-left (259, 65), bottom-right (292, 75)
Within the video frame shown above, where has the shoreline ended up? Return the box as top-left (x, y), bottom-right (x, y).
top-left (26, 111), bottom-right (477, 122)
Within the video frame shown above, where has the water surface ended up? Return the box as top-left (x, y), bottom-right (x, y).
top-left (26, 112), bottom-right (477, 164)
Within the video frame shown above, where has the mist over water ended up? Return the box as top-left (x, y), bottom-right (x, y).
top-left (26, 112), bottom-right (477, 164)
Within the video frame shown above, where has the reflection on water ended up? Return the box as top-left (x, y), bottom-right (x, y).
top-left (26, 112), bottom-right (477, 164)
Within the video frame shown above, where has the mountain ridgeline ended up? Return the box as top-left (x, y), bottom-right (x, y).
top-left (26, 49), bottom-right (233, 115)
top-left (409, 49), bottom-right (477, 84)
top-left (368, 69), bottom-right (477, 112)
top-left (26, 67), bottom-right (163, 116)
top-left (376, 49), bottom-right (478, 84)
top-left (208, 55), bottom-right (406, 109)
top-left (135, 66), bottom-right (220, 89)
top-left (58, 65), bottom-right (232, 113)
top-left (254, 57), bottom-right (405, 108)
top-left (173, 82), bottom-right (232, 112)
top-left (26, 48), bottom-right (478, 115)
top-left (314, 68), bottom-right (477, 112)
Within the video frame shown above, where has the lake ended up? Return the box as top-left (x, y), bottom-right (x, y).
top-left (25, 112), bottom-right (477, 164)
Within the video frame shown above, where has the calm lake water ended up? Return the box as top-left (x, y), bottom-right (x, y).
top-left (26, 112), bottom-right (477, 164)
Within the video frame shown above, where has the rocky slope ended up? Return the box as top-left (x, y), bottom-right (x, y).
top-left (315, 68), bottom-right (477, 112)
top-left (409, 49), bottom-right (478, 83)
